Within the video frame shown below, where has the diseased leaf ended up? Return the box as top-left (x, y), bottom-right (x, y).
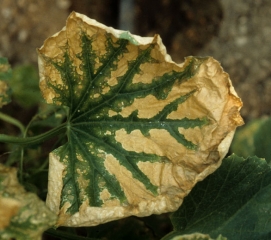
top-left (231, 117), bottom-right (271, 163)
top-left (0, 164), bottom-right (57, 240)
top-left (168, 155), bottom-right (271, 239)
top-left (37, 12), bottom-right (243, 227)
top-left (162, 232), bottom-right (227, 240)
top-left (0, 57), bottom-right (12, 108)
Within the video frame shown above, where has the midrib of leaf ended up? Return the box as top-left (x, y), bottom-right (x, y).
top-left (61, 130), bottom-right (102, 209)
top-left (61, 122), bottom-right (128, 209)
top-left (59, 140), bottom-right (81, 212)
top-left (73, 127), bottom-right (127, 205)
top-left (49, 52), bottom-right (75, 109)
top-left (71, 40), bottom-right (154, 123)
top-left (72, 57), bottom-right (198, 124)
top-left (71, 117), bottom-right (207, 129)
top-left (70, 33), bottom-right (129, 119)
top-left (72, 126), bottom-right (157, 199)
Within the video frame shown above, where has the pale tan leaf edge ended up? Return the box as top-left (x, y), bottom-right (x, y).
top-left (169, 233), bottom-right (227, 240)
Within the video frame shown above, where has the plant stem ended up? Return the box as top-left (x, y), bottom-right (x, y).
top-left (0, 111), bottom-right (25, 133)
top-left (0, 122), bottom-right (67, 147)
top-left (19, 147), bottom-right (24, 183)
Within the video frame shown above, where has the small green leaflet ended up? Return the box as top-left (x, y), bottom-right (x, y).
top-left (38, 12), bottom-right (243, 226)
top-left (119, 31), bottom-right (139, 45)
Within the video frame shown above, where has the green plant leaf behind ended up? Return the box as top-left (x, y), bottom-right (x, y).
top-left (37, 12), bottom-right (243, 227)
top-left (0, 164), bottom-right (57, 240)
top-left (0, 57), bottom-right (12, 108)
top-left (10, 64), bottom-right (42, 108)
top-left (166, 154), bottom-right (271, 239)
top-left (231, 117), bottom-right (271, 163)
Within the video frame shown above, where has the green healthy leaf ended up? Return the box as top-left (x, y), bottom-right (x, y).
top-left (168, 154), bottom-right (271, 239)
top-left (37, 12), bottom-right (243, 226)
top-left (0, 57), bottom-right (12, 108)
top-left (0, 164), bottom-right (57, 240)
top-left (231, 117), bottom-right (271, 163)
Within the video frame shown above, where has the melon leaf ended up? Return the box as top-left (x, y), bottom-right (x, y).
top-left (37, 12), bottom-right (243, 227)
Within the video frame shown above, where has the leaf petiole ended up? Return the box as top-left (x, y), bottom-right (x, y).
top-left (0, 122), bottom-right (67, 147)
top-left (0, 111), bottom-right (25, 134)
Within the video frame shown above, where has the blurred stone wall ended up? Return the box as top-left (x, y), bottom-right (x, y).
top-left (0, 0), bottom-right (70, 65)
top-left (199, 0), bottom-right (271, 120)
